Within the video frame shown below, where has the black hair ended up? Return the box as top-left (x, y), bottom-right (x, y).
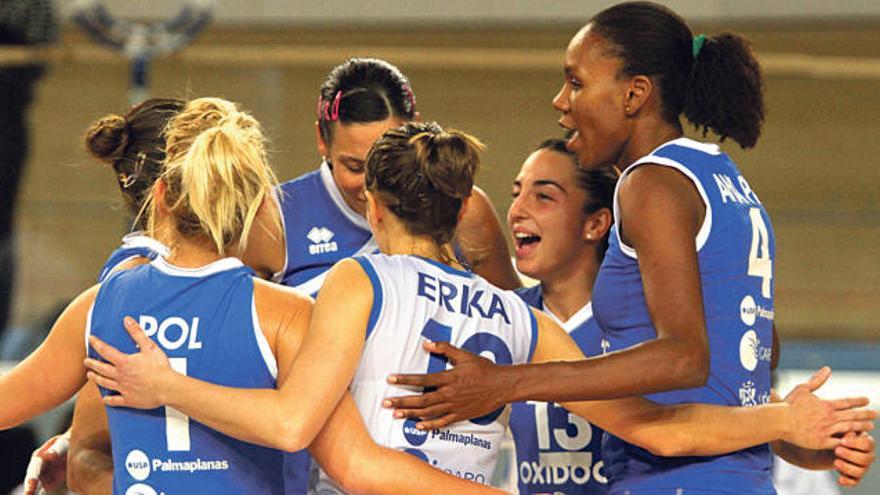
top-left (535, 138), bottom-right (619, 260)
top-left (317, 58), bottom-right (416, 144)
top-left (590, 1), bottom-right (764, 148)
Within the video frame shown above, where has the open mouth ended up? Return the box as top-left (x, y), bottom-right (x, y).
top-left (513, 231), bottom-right (541, 258)
top-left (565, 129), bottom-right (580, 152)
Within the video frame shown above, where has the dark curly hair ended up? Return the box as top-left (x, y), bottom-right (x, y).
top-left (591, 1), bottom-right (764, 148)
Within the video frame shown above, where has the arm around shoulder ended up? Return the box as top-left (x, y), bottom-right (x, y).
top-left (269, 257), bottom-right (374, 451)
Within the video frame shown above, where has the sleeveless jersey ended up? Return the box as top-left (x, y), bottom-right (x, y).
top-left (509, 285), bottom-right (609, 494)
top-left (97, 232), bottom-right (168, 283)
top-left (273, 161), bottom-right (378, 297)
top-left (592, 138), bottom-right (776, 494)
top-left (314, 254), bottom-right (538, 493)
top-left (88, 257), bottom-right (284, 495)
top-left (273, 161), bottom-right (377, 493)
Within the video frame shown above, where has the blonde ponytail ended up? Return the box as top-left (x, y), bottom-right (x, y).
top-left (143, 97), bottom-right (278, 255)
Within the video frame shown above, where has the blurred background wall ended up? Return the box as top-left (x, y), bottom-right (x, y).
top-left (12, 0), bottom-right (876, 341)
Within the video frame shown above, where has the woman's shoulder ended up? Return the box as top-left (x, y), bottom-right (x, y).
top-left (253, 278), bottom-right (314, 309)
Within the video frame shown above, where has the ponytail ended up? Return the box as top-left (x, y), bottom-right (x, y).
top-left (685, 33), bottom-right (764, 149)
top-left (145, 97), bottom-right (279, 255)
top-left (590, 1), bottom-right (765, 148)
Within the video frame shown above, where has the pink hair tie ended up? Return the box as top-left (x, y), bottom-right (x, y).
top-left (329, 91), bottom-right (343, 121)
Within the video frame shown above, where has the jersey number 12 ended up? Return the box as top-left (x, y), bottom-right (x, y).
top-left (421, 318), bottom-right (513, 424)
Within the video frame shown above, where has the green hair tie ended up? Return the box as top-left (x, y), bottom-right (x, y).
top-left (692, 34), bottom-right (707, 59)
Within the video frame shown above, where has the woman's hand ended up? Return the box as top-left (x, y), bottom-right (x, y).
top-left (384, 341), bottom-right (512, 430)
top-left (84, 316), bottom-right (175, 409)
top-left (23, 431), bottom-right (70, 495)
top-left (782, 367), bottom-right (876, 450)
top-left (835, 431), bottom-right (876, 487)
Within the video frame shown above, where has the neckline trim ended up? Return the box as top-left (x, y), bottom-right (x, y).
top-left (151, 256), bottom-right (244, 277)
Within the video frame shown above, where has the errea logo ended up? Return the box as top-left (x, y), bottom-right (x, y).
top-left (307, 227), bottom-right (338, 255)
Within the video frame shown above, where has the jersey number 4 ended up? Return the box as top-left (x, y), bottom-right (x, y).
top-left (748, 207), bottom-right (773, 299)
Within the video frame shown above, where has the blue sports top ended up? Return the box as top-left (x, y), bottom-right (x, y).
top-left (88, 257), bottom-right (284, 495)
top-left (592, 138), bottom-right (776, 494)
top-left (271, 161), bottom-right (377, 492)
top-left (510, 285), bottom-right (609, 494)
top-left (97, 232), bottom-right (169, 283)
top-left (273, 161), bottom-right (378, 297)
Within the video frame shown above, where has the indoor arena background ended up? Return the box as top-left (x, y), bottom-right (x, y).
top-left (1, 1), bottom-right (878, 493)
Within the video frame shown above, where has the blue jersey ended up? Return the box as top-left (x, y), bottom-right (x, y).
top-left (88, 257), bottom-right (284, 495)
top-left (510, 285), bottom-right (609, 494)
top-left (592, 138), bottom-right (776, 494)
top-left (273, 161), bottom-right (375, 493)
top-left (273, 161), bottom-right (378, 297)
top-left (97, 232), bottom-right (168, 283)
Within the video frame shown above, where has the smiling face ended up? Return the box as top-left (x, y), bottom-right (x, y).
top-left (553, 25), bottom-right (631, 170)
top-left (318, 118), bottom-right (405, 217)
top-left (507, 148), bottom-right (592, 281)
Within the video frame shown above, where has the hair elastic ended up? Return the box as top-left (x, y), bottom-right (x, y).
top-left (318, 91), bottom-right (343, 121)
top-left (692, 34), bottom-right (707, 59)
top-left (329, 90), bottom-right (342, 121)
top-left (402, 84), bottom-right (416, 114)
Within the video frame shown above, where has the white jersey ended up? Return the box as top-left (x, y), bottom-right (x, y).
top-left (314, 254), bottom-right (538, 493)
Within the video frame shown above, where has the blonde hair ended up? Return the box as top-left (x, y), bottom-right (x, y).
top-left (142, 97), bottom-right (278, 255)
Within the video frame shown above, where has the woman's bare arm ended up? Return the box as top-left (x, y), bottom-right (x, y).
top-left (311, 394), bottom-right (507, 495)
top-left (456, 186), bottom-right (522, 290)
top-left (68, 383), bottom-right (113, 495)
top-left (385, 167), bottom-right (710, 423)
top-left (523, 312), bottom-right (875, 456)
top-left (84, 260), bottom-right (373, 452)
top-left (1, 286), bottom-right (96, 429)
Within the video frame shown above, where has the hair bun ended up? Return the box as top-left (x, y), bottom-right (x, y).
top-left (85, 114), bottom-right (129, 164)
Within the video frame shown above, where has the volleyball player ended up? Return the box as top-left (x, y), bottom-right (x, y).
top-left (27, 58), bottom-right (514, 493)
top-left (507, 140), bottom-right (876, 493)
top-left (243, 57), bottom-right (520, 292)
top-left (382, 2), bottom-right (876, 492)
top-left (85, 122), bottom-right (874, 493)
top-left (24, 98), bottom-right (182, 495)
top-left (507, 139), bottom-right (617, 494)
top-left (3, 99), bottom-right (507, 495)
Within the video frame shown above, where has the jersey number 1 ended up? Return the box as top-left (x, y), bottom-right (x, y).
top-left (748, 207), bottom-right (772, 299)
top-left (165, 357), bottom-right (191, 451)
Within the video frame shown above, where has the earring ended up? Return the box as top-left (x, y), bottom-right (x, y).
top-left (625, 105), bottom-right (631, 113)
top-left (587, 233), bottom-right (593, 239)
